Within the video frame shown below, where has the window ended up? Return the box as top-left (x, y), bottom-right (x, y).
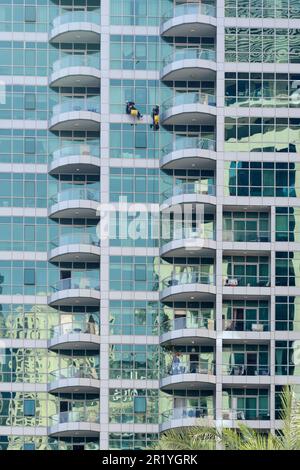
top-left (25, 6), bottom-right (37, 23)
top-left (24, 93), bottom-right (36, 110)
top-left (110, 35), bottom-right (160, 71)
top-left (24, 138), bottom-right (35, 154)
top-left (24, 268), bottom-right (35, 285)
top-left (135, 264), bottom-right (146, 281)
top-left (110, 123), bottom-right (158, 159)
top-left (135, 131), bottom-right (147, 148)
top-left (275, 341), bottom-right (297, 375)
top-left (23, 443), bottom-right (35, 451)
top-left (109, 344), bottom-right (159, 380)
top-left (223, 299), bottom-right (269, 332)
top-left (109, 167), bottom-right (159, 203)
top-left (25, 181), bottom-right (35, 198)
top-left (275, 296), bottom-right (300, 331)
top-left (224, 161), bottom-right (299, 196)
top-left (225, 0), bottom-right (300, 19)
top-left (134, 396), bottom-right (146, 413)
top-left (223, 255), bottom-right (269, 287)
top-left (135, 87), bottom-right (147, 104)
top-left (109, 300), bottom-right (159, 335)
top-left (275, 252), bottom-right (300, 286)
top-left (135, 44), bottom-right (147, 62)
top-left (276, 207), bottom-right (300, 242)
top-left (24, 399), bottom-right (35, 416)
top-left (110, 0), bottom-right (161, 26)
top-left (24, 225), bottom-right (35, 242)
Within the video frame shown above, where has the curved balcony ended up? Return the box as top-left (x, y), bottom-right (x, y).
top-left (160, 226), bottom-right (216, 257)
top-left (162, 181), bottom-right (216, 201)
top-left (161, 3), bottom-right (216, 37)
top-left (48, 366), bottom-right (100, 393)
top-left (49, 99), bottom-right (101, 131)
top-left (48, 187), bottom-right (99, 218)
top-left (48, 144), bottom-right (100, 175)
top-left (161, 48), bottom-right (216, 81)
top-left (160, 406), bottom-right (215, 432)
top-left (161, 92), bottom-right (216, 125)
top-left (160, 316), bottom-right (216, 346)
top-left (160, 271), bottom-right (216, 302)
top-left (49, 10), bottom-right (101, 44)
top-left (49, 320), bottom-right (100, 350)
top-left (160, 137), bottom-right (216, 169)
top-left (48, 273), bottom-right (100, 307)
top-left (160, 186), bottom-right (216, 211)
top-left (160, 361), bottom-right (216, 390)
top-left (49, 55), bottom-right (100, 87)
top-left (49, 233), bottom-right (100, 262)
top-left (48, 410), bottom-right (100, 437)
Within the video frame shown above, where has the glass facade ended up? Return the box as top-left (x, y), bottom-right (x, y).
top-left (225, 28), bottom-right (300, 63)
top-left (225, 73), bottom-right (300, 108)
top-left (0, 0), bottom-right (299, 452)
top-left (224, 118), bottom-right (300, 153)
top-left (225, 1), bottom-right (300, 19)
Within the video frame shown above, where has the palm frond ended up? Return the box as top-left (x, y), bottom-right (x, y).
top-left (278, 386), bottom-right (300, 450)
top-left (153, 388), bottom-right (300, 451)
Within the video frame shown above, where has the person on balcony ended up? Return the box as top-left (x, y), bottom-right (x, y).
top-left (171, 352), bottom-right (182, 375)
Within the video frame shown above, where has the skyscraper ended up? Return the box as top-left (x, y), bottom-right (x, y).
top-left (0, 0), bottom-right (300, 451)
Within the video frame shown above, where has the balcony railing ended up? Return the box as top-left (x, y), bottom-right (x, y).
top-left (51, 321), bottom-right (100, 338)
top-left (162, 92), bottom-right (216, 113)
top-left (51, 143), bottom-right (100, 160)
top-left (50, 232), bottom-right (100, 249)
top-left (49, 187), bottom-right (99, 205)
top-left (163, 360), bottom-right (215, 377)
top-left (223, 230), bottom-right (270, 243)
top-left (49, 365), bottom-right (100, 382)
top-left (163, 2), bottom-right (216, 21)
top-left (162, 406), bottom-right (215, 422)
top-left (51, 98), bottom-right (100, 116)
top-left (162, 270), bottom-right (215, 288)
top-left (51, 54), bottom-right (100, 72)
top-left (162, 181), bottom-right (216, 199)
top-left (222, 364), bottom-right (270, 376)
top-left (161, 137), bottom-right (216, 155)
top-left (223, 276), bottom-right (270, 287)
top-left (163, 48), bottom-right (216, 67)
top-left (51, 273), bottom-right (100, 292)
top-left (223, 319), bottom-right (270, 332)
top-left (52, 10), bottom-right (101, 28)
top-left (161, 316), bottom-right (215, 333)
top-left (223, 409), bottom-right (270, 420)
top-left (161, 226), bottom-right (216, 245)
top-left (49, 410), bottom-right (99, 426)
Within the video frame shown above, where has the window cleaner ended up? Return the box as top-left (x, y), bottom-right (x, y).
top-left (126, 101), bottom-right (143, 119)
top-left (151, 105), bottom-right (160, 130)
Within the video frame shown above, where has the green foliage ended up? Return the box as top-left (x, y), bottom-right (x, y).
top-left (153, 388), bottom-right (300, 451)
